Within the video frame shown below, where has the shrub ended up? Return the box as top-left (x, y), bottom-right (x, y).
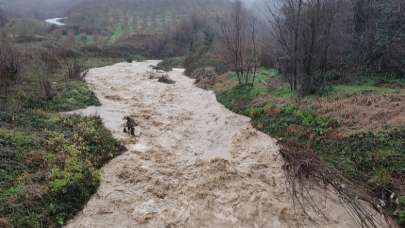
top-left (48, 145), bottom-right (99, 225)
top-left (20, 81), bottom-right (99, 112)
top-left (157, 74), bottom-right (175, 84)
top-left (191, 67), bottom-right (217, 89)
top-left (125, 56), bottom-right (133, 63)
top-left (0, 111), bottom-right (122, 227)
top-left (217, 85), bottom-right (262, 112)
top-left (64, 58), bottom-right (89, 81)
top-left (155, 57), bottom-right (185, 72)
top-left (184, 48), bottom-right (225, 76)
top-left (39, 78), bottom-right (56, 100)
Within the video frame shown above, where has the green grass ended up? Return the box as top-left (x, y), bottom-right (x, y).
top-left (257, 70), bottom-right (400, 98)
top-left (270, 85), bottom-right (296, 98)
top-left (224, 68), bottom-right (298, 99)
top-left (250, 68), bottom-right (297, 98)
top-left (0, 55), bottom-right (123, 227)
top-left (0, 75), bottom-right (119, 226)
top-left (257, 67), bottom-right (280, 80)
top-left (248, 103), bottom-right (337, 138)
top-left (219, 68), bottom-right (402, 108)
top-left (218, 85), bottom-right (265, 113)
top-left (245, 69), bottom-right (402, 98)
top-left (228, 69), bottom-right (272, 92)
top-left (51, 81), bottom-right (100, 111)
top-left (0, 112), bottom-right (121, 227)
top-left (254, 68), bottom-right (271, 84)
top-left (18, 81), bottom-right (99, 112)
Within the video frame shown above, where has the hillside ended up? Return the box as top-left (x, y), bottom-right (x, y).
top-left (66, 0), bottom-right (230, 44)
top-left (0, 0), bottom-right (84, 18)
top-left (1, 0), bottom-right (231, 47)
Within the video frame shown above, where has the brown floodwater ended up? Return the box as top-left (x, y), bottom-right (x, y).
top-left (65, 60), bottom-right (391, 228)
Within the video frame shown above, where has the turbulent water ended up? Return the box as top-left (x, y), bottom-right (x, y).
top-left (65, 61), bottom-right (390, 227)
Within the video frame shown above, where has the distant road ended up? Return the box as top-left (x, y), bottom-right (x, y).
top-left (45, 17), bottom-right (66, 26)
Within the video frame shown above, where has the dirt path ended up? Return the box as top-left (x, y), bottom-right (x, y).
top-left (66, 61), bottom-right (389, 228)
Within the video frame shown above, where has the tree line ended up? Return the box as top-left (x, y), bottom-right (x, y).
top-left (153, 0), bottom-right (404, 96)
top-left (1, 0), bottom-right (404, 98)
top-left (268, 0), bottom-right (405, 95)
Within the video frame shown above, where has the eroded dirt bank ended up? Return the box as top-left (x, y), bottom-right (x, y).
top-left (66, 61), bottom-right (389, 228)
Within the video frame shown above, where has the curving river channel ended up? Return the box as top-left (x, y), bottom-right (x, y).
top-left (65, 61), bottom-right (392, 228)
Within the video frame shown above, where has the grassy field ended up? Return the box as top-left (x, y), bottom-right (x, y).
top-left (64, 0), bottom-right (230, 45)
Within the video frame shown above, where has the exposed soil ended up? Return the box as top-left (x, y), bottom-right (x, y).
top-left (66, 61), bottom-right (390, 227)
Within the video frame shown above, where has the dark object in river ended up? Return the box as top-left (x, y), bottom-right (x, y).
top-left (158, 74), bottom-right (175, 84)
top-left (123, 116), bottom-right (137, 136)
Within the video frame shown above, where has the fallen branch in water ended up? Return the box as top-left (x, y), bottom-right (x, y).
top-left (279, 139), bottom-right (391, 228)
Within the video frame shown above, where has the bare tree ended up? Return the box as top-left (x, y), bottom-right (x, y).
top-left (174, 13), bottom-right (213, 53)
top-left (39, 78), bottom-right (55, 100)
top-left (218, 0), bottom-right (258, 86)
top-left (30, 54), bottom-right (56, 101)
top-left (267, 0), bottom-right (342, 95)
top-left (64, 58), bottom-right (89, 81)
top-left (250, 18), bottom-right (258, 85)
top-left (266, 0), bottom-right (302, 91)
top-left (0, 43), bottom-right (19, 96)
top-left (266, 0), bottom-right (405, 94)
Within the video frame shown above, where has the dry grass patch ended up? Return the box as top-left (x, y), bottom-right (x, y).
top-left (303, 94), bottom-right (405, 136)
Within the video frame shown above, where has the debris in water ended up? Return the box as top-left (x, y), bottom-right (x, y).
top-left (123, 116), bottom-right (137, 136)
top-left (158, 74), bottom-right (175, 84)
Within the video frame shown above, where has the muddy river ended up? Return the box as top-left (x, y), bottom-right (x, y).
top-left (65, 61), bottom-right (390, 227)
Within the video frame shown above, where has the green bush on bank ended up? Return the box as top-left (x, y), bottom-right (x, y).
top-left (217, 85), bottom-right (264, 113)
top-left (247, 104), bottom-right (337, 141)
top-left (19, 81), bottom-right (100, 112)
top-left (155, 57), bottom-right (185, 72)
top-left (0, 72), bottom-right (120, 226)
top-left (0, 112), bottom-right (121, 227)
